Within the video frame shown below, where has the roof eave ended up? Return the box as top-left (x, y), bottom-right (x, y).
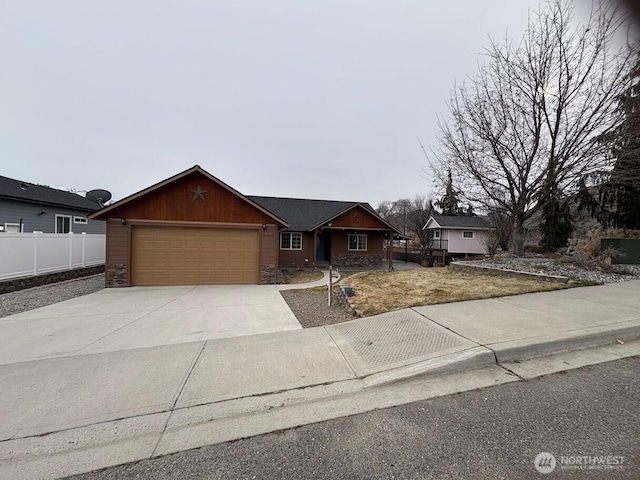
top-left (1, 194), bottom-right (99, 212)
top-left (308, 202), bottom-right (402, 234)
top-left (423, 216), bottom-right (440, 230)
top-left (88, 166), bottom-right (290, 227)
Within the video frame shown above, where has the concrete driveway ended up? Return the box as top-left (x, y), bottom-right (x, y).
top-left (0, 285), bottom-right (301, 365)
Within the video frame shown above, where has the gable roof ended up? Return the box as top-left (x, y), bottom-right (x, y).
top-left (248, 196), bottom-right (401, 233)
top-left (425, 215), bottom-right (491, 230)
top-left (89, 166), bottom-right (289, 226)
top-left (0, 175), bottom-right (100, 211)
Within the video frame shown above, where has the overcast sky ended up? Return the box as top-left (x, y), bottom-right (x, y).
top-left (2, 0), bottom-right (563, 207)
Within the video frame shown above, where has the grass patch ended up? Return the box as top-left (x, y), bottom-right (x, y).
top-left (346, 267), bottom-right (574, 317)
top-left (283, 269), bottom-right (324, 284)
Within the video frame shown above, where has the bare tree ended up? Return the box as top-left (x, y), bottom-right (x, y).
top-left (431, 0), bottom-right (635, 255)
top-left (407, 195), bottom-right (435, 247)
top-left (377, 195), bottom-right (434, 248)
top-left (487, 207), bottom-right (514, 251)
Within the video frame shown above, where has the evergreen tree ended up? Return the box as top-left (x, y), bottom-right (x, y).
top-left (539, 196), bottom-right (573, 252)
top-left (465, 204), bottom-right (476, 217)
top-left (583, 56), bottom-right (640, 229)
top-left (436, 169), bottom-right (463, 216)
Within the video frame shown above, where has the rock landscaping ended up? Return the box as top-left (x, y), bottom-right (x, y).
top-left (0, 274), bottom-right (105, 318)
top-left (280, 288), bottom-right (357, 328)
top-left (460, 256), bottom-right (640, 284)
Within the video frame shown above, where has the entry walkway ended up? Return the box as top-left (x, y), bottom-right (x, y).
top-left (277, 260), bottom-right (423, 291)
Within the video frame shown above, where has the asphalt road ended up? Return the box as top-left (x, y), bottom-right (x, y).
top-left (69, 357), bottom-right (640, 480)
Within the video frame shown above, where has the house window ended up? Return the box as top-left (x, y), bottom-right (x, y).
top-left (3, 223), bottom-right (23, 233)
top-left (55, 215), bottom-right (72, 233)
top-left (280, 232), bottom-right (302, 250)
top-left (462, 231), bottom-right (474, 239)
top-left (73, 216), bottom-right (88, 224)
top-left (348, 234), bottom-right (367, 251)
top-left (434, 230), bottom-right (441, 239)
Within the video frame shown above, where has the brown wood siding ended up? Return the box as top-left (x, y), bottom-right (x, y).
top-left (329, 205), bottom-right (390, 230)
top-left (330, 231), bottom-right (383, 257)
top-left (278, 232), bottom-right (315, 268)
top-left (105, 172), bottom-right (275, 224)
top-left (106, 218), bottom-right (129, 265)
top-left (260, 225), bottom-right (278, 266)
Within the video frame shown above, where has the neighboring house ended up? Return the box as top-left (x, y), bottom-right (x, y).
top-left (423, 215), bottom-right (492, 256)
top-left (0, 175), bottom-right (106, 234)
top-left (89, 165), bottom-right (402, 287)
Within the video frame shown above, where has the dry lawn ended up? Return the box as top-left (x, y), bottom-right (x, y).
top-left (346, 267), bottom-right (573, 316)
top-left (282, 269), bottom-right (324, 284)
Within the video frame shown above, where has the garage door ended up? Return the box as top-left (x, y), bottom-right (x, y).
top-left (132, 226), bottom-right (259, 285)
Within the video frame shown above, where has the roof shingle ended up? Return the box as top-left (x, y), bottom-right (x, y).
top-left (248, 196), bottom-right (383, 231)
top-left (430, 215), bottom-right (491, 229)
top-left (0, 175), bottom-right (100, 211)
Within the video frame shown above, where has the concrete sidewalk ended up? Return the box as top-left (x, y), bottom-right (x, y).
top-left (1, 280), bottom-right (639, 479)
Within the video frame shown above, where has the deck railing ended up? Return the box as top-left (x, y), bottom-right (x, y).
top-left (428, 238), bottom-right (448, 251)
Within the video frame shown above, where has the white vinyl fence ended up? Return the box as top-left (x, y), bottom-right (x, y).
top-left (0, 233), bottom-right (106, 281)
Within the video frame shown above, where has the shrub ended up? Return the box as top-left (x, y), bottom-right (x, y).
top-left (573, 227), bottom-right (640, 258)
top-left (524, 243), bottom-right (545, 254)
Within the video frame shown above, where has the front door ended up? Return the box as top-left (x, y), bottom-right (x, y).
top-left (316, 230), bottom-right (331, 261)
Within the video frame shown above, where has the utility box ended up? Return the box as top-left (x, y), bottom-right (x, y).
top-left (601, 238), bottom-right (640, 264)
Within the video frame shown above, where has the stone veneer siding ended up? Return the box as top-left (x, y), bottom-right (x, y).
top-left (106, 264), bottom-right (128, 288)
top-left (332, 254), bottom-right (382, 268)
top-left (0, 265), bottom-right (105, 294)
top-left (260, 264), bottom-right (277, 284)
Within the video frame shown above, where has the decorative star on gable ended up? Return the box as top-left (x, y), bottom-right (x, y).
top-left (190, 185), bottom-right (208, 201)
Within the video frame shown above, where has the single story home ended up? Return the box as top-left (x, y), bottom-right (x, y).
top-left (89, 165), bottom-right (402, 287)
top-left (423, 215), bottom-right (492, 255)
top-left (0, 175), bottom-right (105, 234)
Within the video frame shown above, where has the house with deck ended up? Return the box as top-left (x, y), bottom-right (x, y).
top-left (423, 215), bottom-right (492, 264)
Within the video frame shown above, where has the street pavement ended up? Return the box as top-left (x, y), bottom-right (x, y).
top-left (0, 280), bottom-right (639, 479)
top-left (68, 356), bottom-right (640, 480)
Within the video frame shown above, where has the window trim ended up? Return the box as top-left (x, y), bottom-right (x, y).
top-left (433, 230), bottom-right (441, 239)
top-left (3, 222), bottom-right (24, 233)
top-left (73, 216), bottom-right (88, 224)
top-left (55, 214), bottom-right (72, 234)
top-left (462, 230), bottom-right (474, 239)
top-left (348, 233), bottom-right (367, 251)
top-left (280, 231), bottom-right (303, 250)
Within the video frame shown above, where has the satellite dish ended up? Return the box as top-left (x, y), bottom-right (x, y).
top-left (86, 189), bottom-right (112, 207)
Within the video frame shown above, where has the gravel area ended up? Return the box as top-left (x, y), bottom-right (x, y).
top-left (0, 274), bottom-right (105, 318)
top-left (461, 257), bottom-right (640, 284)
top-left (280, 288), bottom-right (356, 328)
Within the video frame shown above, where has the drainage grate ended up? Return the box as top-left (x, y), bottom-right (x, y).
top-left (329, 310), bottom-right (464, 369)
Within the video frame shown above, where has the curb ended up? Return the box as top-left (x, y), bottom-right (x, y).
top-left (362, 347), bottom-right (495, 388)
top-left (361, 323), bottom-right (640, 387)
top-left (490, 323), bottom-right (640, 363)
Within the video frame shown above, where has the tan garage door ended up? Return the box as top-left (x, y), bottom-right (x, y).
top-left (132, 226), bottom-right (259, 285)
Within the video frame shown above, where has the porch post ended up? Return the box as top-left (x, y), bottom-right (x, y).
top-left (389, 231), bottom-right (394, 270)
top-left (313, 229), bottom-right (318, 267)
